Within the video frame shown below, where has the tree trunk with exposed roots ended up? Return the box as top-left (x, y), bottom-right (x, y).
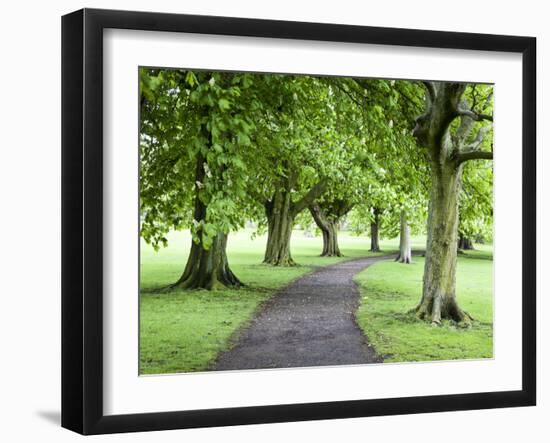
top-left (395, 210), bottom-right (412, 264)
top-left (412, 81), bottom-right (493, 324)
top-left (172, 156), bottom-right (242, 290)
top-left (172, 232), bottom-right (241, 290)
top-left (414, 163), bottom-right (470, 323)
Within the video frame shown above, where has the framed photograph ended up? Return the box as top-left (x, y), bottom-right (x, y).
top-left (61, 8), bottom-right (536, 435)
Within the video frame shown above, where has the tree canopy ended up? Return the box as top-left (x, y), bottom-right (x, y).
top-left (140, 67), bottom-right (494, 324)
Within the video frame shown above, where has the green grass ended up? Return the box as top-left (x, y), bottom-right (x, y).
top-left (140, 229), bottom-right (394, 374)
top-left (355, 245), bottom-right (493, 363)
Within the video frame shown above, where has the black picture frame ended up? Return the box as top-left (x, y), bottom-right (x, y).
top-left (61, 8), bottom-right (536, 435)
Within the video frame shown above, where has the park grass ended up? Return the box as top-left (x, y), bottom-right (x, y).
top-left (140, 229), bottom-right (394, 374)
top-left (355, 244), bottom-right (494, 363)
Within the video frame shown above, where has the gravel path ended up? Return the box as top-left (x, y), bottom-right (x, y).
top-left (213, 255), bottom-right (393, 371)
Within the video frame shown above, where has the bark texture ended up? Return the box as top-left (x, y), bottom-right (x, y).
top-left (172, 232), bottom-right (241, 290)
top-left (415, 161), bottom-right (466, 323)
top-left (308, 199), bottom-right (352, 257)
top-left (395, 210), bottom-right (412, 264)
top-left (309, 203), bottom-right (341, 257)
top-left (412, 82), bottom-right (493, 324)
top-left (264, 189), bottom-right (296, 266)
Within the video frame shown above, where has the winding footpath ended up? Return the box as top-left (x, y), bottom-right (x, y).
top-left (213, 255), bottom-right (393, 371)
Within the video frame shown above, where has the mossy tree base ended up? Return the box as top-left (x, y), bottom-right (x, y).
top-left (414, 293), bottom-right (473, 326)
top-left (171, 232), bottom-right (242, 290)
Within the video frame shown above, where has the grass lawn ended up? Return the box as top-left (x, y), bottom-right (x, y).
top-left (355, 245), bottom-right (493, 363)
top-left (140, 229), bottom-right (394, 374)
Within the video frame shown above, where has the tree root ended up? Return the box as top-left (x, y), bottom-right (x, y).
top-left (395, 254), bottom-right (412, 264)
top-left (321, 251), bottom-right (343, 257)
top-left (412, 298), bottom-right (474, 327)
top-left (263, 256), bottom-right (296, 267)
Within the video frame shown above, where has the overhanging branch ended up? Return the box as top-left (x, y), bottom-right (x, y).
top-left (455, 150), bottom-right (493, 164)
top-left (292, 180), bottom-right (327, 215)
top-left (456, 108), bottom-right (493, 122)
top-left (422, 81), bottom-right (436, 102)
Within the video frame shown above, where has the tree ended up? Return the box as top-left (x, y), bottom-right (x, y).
top-left (368, 207), bottom-right (381, 252)
top-left (263, 179), bottom-right (326, 265)
top-left (257, 78), bottom-right (327, 266)
top-left (252, 76), bottom-right (353, 265)
top-left (341, 78), bottom-right (428, 257)
top-left (140, 69), bottom-right (261, 289)
top-left (395, 210), bottom-right (412, 263)
top-left (412, 82), bottom-right (493, 324)
top-left (305, 80), bottom-right (387, 258)
top-left (308, 199), bottom-right (352, 256)
top-left (458, 159), bottom-right (493, 251)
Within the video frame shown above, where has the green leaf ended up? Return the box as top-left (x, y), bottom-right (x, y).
top-left (218, 98), bottom-right (231, 111)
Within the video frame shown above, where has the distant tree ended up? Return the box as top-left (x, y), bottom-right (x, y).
top-left (458, 159), bottom-right (493, 250)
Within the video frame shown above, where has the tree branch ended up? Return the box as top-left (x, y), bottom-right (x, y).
top-left (464, 124), bottom-right (492, 150)
top-left (332, 81), bottom-right (365, 109)
top-left (308, 202), bottom-right (329, 231)
top-left (455, 150), bottom-right (493, 164)
top-left (292, 180), bottom-right (327, 215)
top-left (456, 107), bottom-right (493, 122)
top-left (422, 81), bottom-right (436, 102)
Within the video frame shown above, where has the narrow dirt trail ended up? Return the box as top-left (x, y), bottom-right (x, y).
top-left (213, 255), bottom-right (393, 371)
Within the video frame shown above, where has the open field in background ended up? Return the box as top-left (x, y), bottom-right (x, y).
top-left (140, 229), bottom-right (492, 374)
top-left (140, 229), bottom-right (406, 291)
top-left (140, 229), bottom-right (396, 374)
top-left (355, 245), bottom-right (494, 362)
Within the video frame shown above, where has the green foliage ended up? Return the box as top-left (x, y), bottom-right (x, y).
top-left (454, 84), bottom-right (494, 242)
top-left (140, 69), bottom-right (493, 250)
top-left (335, 79), bottom-right (430, 239)
top-left (140, 68), bottom-right (493, 287)
top-left (460, 161), bottom-right (493, 241)
top-left (140, 69), bottom-right (265, 249)
top-left (140, 70), bottom-right (469, 251)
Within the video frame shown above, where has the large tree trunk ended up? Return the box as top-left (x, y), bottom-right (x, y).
top-left (172, 155), bottom-right (241, 290)
top-left (309, 203), bottom-right (342, 257)
top-left (411, 81), bottom-right (493, 325)
top-left (458, 233), bottom-right (474, 250)
top-left (395, 210), bottom-right (412, 264)
top-left (263, 189), bottom-right (296, 266)
top-left (415, 164), bottom-right (471, 324)
top-left (172, 232), bottom-right (241, 290)
top-left (370, 209), bottom-right (381, 252)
